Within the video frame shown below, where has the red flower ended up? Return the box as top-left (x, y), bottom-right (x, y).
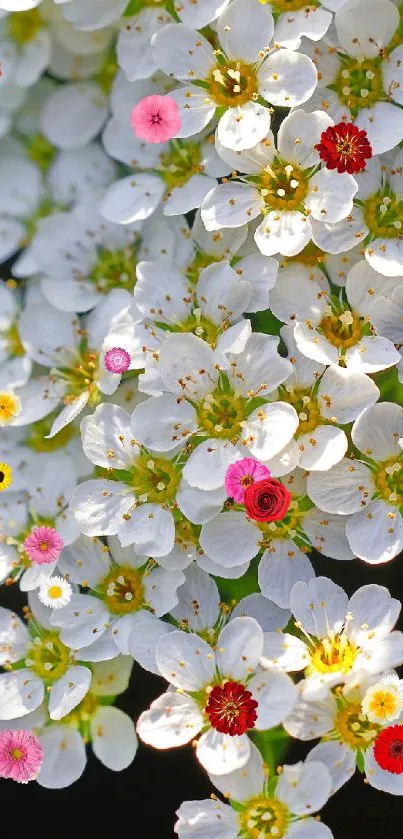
top-left (315, 122), bottom-right (372, 174)
top-left (244, 478), bottom-right (291, 523)
top-left (205, 681), bottom-right (258, 736)
top-left (374, 725), bottom-right (403, 774)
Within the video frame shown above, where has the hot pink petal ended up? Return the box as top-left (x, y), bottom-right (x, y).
top-left (131, 95), bottom-right (181, 144)
top-left (0, 730), bottom-right (43, 783)
top-left (104, 347), bottom-right (131, 374)
top-left (23, 526), bottom-right (64, 565)
top-left (225, 458), bottom-right (270, 504)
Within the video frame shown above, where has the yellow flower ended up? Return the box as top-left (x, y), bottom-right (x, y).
top-left (0, 391), bottom-right (21, 426)
top-left (362, 676), bottom-right (403, 724)
top-left (0, 462), bottom-right (12, 492)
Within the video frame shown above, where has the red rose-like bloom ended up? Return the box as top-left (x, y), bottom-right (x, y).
top-left (205, 681), bottom-right (258, 736)
top-left (315, 122), bottom-right (372, 174)
top-left (244, 477), bottom-right (291, 523)
top-left (374, 725), bottom-right (403, 774)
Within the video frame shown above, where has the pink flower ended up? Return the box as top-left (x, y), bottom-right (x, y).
top-left (131, 95), bottom-right (181, 144)
top-left (104, 347), bottom-right (131, 374)
top-left (225, 458), bottom-right (270, 504)
top-left (0, 730), bottom-right (43, 783)
top-left (23, 526), bottom-right (64, 565)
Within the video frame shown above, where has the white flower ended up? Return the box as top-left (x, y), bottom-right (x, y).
top-left (100, 133), bottom-right (231, 224)
top-left (137, 617), bottom-right (297, 775)
top-left (175, 746), bottom-right (334, 839)
top-left (52, 534), bottom-right (184, 665)
top-left (0, 606), bottom-right (91, 721)
top-left (0, 281), bottom-right (32, 388)
top-left (308, 402), bottom-right (403, 563)
top-left (69, 402), bottom-right (222, 559)
top-left (35, 656), bottom-right (137, 788)
top-left (312, 149), bottom-right (403, 277)
top-left (305, 0), bottom-right (403, 154)
top-left (270, 260), bottom-right (401, 371)
top-left (40, 81), bottom-right (108, 150)
top-left (38, 575), bottom-right (72, 609)
top-left (0, 7), bottom-right (51, 89)
top-left (262, 577), bottom-right (403, 698)
top-left (275, 325), bottom-right (380, 470)
top-left (1, 451), bottom-right (79, 591)
top-left (202, 110), bottom-right (358, 257)
top-left (18, 293), bottom-right (134, 436)
top-left (262, 0), bottom-right (337, 49)
top-left (0, 150), bottom-right (43, 263)
top-left (152, 0), bottom-right (317, 151)
top-left (285, 671), bottom-right (403, 795)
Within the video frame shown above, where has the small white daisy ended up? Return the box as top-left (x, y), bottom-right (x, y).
top-left (38, 575), bottom-right (73, 609)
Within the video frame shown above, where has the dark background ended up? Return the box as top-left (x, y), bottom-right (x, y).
top-left (1, 551), bottom-right (402, 838)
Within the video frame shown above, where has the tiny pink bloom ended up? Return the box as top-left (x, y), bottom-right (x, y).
top-left (0, 730), bottom-right (43, 783)
top-left (23, 526), bottom-right (64, 565)
top-left (131, 94), bottom-right (181, 144)
top-left (225, 458), bottom-right (270, 504)
top-left (104, 347), bottom-right (131, 374)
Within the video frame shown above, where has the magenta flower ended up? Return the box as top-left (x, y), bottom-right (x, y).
top-left (131, 94), bottom-right (181, 144)
top-left (224, 458), bottom-right (270, 504)
top-left (23, 525), bottom-right (64, 565)
top-left (0, 730), bottom-right (43, 783)
top-left (104, 347), bottom-right (131, 374)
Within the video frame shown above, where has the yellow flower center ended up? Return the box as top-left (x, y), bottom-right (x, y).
top-left (25, 411), bottom-right (77, 452)
top-left (374, 456), bottom-right (403, 507)
top-left (48, 585), bottom-right (63, 599)
top-left (208, 61), bottom-right (257, 107)
top-left (310, 636), bottom-right (358, 675)
top-left (0, 463), bottom-right (12, 492)
top-left (319, 309), bottom-right (363, 349)
top-left (280, 387), bottom-right (321, 436)
top-left (8, 9), bottom-right (42, 45)
top-left (132, 452), bottom-right (181, 505)
top-left (261, 0), bottom-right (318, 10)
top-left (159, 141), bottom-right (203, 190)
top-left (258, 160), bottom-right (309, 213)
top-left (27, 631), bottom-right (71, 682)
top-left (281, 241), bottom-right (325, 269)
top-left (335, 703), bottom-right (380, 749)
top-left (60, 350), bottom-right (101, 408)
top-left (99, 565), bottom-right (144, 615)
top-left (364, 190), bottom-right (403, 240)
top-left (335, 57), bottom-right (383, 115)
top-left (258, 499), bottom-right (304, 544)
top-left (87, 246), bottom-right (138, 294)
top-left (197, 385), bottom-right (247, 442)
top-left (27, 134), bottom-right (56, 172)
top-left (11, 748), bottom-right (23, 760)
top-left (239, 797), bottom-right (288, 839)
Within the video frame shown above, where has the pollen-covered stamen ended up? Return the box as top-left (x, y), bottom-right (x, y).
top-left (335, 702), bottom-right (380, 749)
top-left (104, 347), bottom-right (131, 374)
top-left (258, 160), bottom-right (309, 213)
top-left (364, 189), bottom-right (403, 240)
top-left (99, 565), bottom-right (144, 615)
top-left (131, 452), bottom-right (181, 505)
top-left (239, 796), bottom-right (289, 839)
top-left (315, 122), bottom-right (372, 174)
top-left (309, 634), bottom-right (358, 675)
top-left (26, 631), bottom-right (71, 682)
top-left (4, 321), bottom-right (25, 357)
top-left (374, 725), bottom-right (403, 774)
top-left (279, 386), bottom-right (321, 435)
top-left (84, 245), bottom-right (138, 294)
top-left (159, 140), bottom-right (203, 189)
top-left (205, 681), bottom-right (258, 735)
top-left (374, 457), bottom-right (403, 507)
top-left (57, 349), bottom-right (101, 407)
top-left (208, 60), bottom-right (257, 107)
top-left (335, 57), bottom-right (383, 114)
top-left (319, 303), bottom-right (363, 350)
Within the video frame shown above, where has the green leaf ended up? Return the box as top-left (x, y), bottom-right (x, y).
top-left (250, 309), bottom-right (282, 338)
top-left (250, 727), bottom-right (291, 774)
top-left (373, 366), bottom-right (403, 404)
top-left (216, 557), bottom-right (259, 603)
top-left (356, 750), bottom-right (365, 773)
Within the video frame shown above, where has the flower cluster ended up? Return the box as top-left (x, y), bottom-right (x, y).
top-left (0, 0), bottom-right (403, 833)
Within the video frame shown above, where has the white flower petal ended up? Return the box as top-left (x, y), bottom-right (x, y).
top-left (290, 577), bottom-right (349, 638)
top-left (216, 617), bottom-right (263, 681)
top-left (49, 665), bottom-right (91, 721)
top-left (156, 630), bottom-right (215, 691)
top-left (258, 49), bottom-right (317, 108)
top-left (91, 706), bottom-right (137, 771)
top-left (307, 458), bottom-right (373, 514)
top-left (0, 669), bottom-right (44, 720)
top-left (137, 692), bottom-right (203, 748)
top-left (258, 542), bottom-right (315, 609)
top-left (200, 512), bottom-right (258, 568)
top-left (346, 500), bottom-right (403, 564)
top-left (37, 725), bottom-right (86, 789)
top-left (276, 760), bottom-right (332, 815)
top-left (249, 670), bottom-right (297, 729)
top-left (196, 728), bottom-right (250, 775)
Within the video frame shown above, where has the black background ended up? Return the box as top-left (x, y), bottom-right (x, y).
top-left (1, 551), bottom-right (402, 838)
